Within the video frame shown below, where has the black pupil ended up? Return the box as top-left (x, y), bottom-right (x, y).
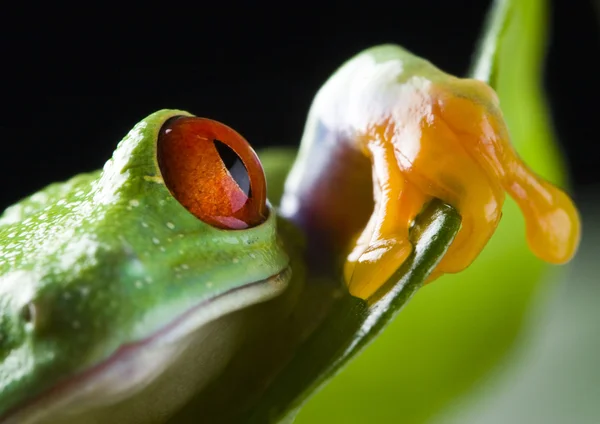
top-left (214, 139), bottom-right (251, 197)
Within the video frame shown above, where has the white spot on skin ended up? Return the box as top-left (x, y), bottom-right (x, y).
top-left (249, 253), bottom-right (256, 259)
top-left (212, 236), bottom-right (243, 245)
top-left (0, 206), bottom-right (23, 226)
top-left (58, 235), bottom-right (100, 275)
top-left (145, 276), bottom-right (153, 283)
top-left (93, 121), bottom-right (147, 204)
top-left (129, 199), bottom-right (140, 208)
top-left (31, 192), bottom-right (49, 203)
top-left (152, 238), bottom-right (160, 245)
top-left (181, 264), bottom-right (189, 270)
top-left (166, 222), bottom-right (175, 230)
top-left (141, 222), bottom-right (149, 228)
top-left (127, 258), bottom-right (145, 276)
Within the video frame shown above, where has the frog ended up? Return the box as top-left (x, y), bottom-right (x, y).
top-left (0, 45), bottom-right (580, 423)
top-left (0, 111), bottom-right (298, 423)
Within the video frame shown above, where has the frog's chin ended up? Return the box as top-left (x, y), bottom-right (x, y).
top-left (3, 267), bottom-right (291, 424)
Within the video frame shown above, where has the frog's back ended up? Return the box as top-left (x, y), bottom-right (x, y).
top-left (0, 172), bottom-right (100, 230)
top-left (0, 171), bottom-right (101, 275)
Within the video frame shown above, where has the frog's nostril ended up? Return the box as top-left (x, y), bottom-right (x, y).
top-left (20, 302), bottom-right (36, 326)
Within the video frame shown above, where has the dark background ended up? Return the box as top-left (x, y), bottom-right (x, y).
top-left (1, 0), bottom-right (598, 211)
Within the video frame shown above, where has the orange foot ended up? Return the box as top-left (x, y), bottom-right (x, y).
top-left (344, 76), bottom-right (580, 299)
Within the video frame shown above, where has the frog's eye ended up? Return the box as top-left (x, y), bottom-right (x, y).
top-left (157, 116), bottom-right (268, 229)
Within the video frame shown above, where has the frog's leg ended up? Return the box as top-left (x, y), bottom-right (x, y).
top-left (344, 113), bottom-right (504, 296)
top-left (438, 86), bottom-right (581, 264)
top-left (344, 136), bottom-right (429, 299)
top-left (398, 112), bottom-right (505, 278)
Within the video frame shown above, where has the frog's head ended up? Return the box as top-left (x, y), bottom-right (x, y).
top-left (0, 110), bottom-right (291, 422)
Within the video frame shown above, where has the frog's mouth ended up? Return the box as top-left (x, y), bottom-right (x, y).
top-left (2, 267), bottom-right (291, 424)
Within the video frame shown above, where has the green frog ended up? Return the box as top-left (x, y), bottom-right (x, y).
top-left (0, 43), bottom-right (579, 423)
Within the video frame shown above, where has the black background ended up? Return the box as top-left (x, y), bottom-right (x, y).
top-left (1, 0), bottom-right (598, 211)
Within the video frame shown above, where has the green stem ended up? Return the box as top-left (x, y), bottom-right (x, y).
top-left (470, 0), bottom-right (511, 83)
top-left (247, 200), bottom-right (461, 423)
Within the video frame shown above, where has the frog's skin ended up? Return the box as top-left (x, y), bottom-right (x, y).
top-left (0, 109), bottom-right (292, 423)
top-left (0, 45), bottom-right (580, 423)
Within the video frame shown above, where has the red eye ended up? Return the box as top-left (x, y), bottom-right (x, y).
top-left (157, 116), bottom-right (267, 229)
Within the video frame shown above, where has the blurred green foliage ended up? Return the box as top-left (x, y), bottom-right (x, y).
top-left (294, 0), bottom-right (572, 422)
top-left (438, 199), bottom-right (600, 422)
